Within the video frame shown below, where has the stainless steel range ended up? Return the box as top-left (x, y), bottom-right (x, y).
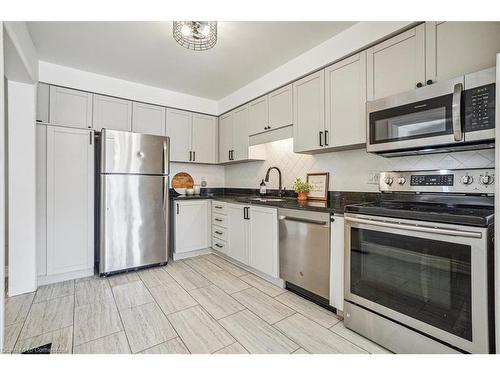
top-left (344, 168), bottom-right (495, 354)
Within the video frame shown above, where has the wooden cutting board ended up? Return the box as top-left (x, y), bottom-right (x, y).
top-left (172, 172), bottom-right (194, 189)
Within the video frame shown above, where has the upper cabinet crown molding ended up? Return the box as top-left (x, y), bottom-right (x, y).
top-left (132, 102), bottom-right (166, 136)
top-left (49, 86), bottom-right (93, 129)
top-left (93, 94), bottom-right (132, 132)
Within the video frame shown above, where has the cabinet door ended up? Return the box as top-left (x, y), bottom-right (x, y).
top-left (37, 83), bottom-right (50, 123)
top-left (232, 105), bottom-right (250, 161)
top-left (329, 216), bottom-right (344, 311)
top-left (46, 126), bottom-right (94, 275)
top-left (49, 86), bottom-right (93, 129)
top-left (366, 24), bottom-right (425, 100)
top-left (93, 94), bottom-right (132, 131)
top-left (174, 200), bottom-right (209, 254)
top-left (325, 52), bottom-right (367, 148)
top-left (426, 21), bottom-right (500, 83)
top-left (227, 204), bottom-right (249, 265)
top-left (192, 113), bottom-right (218, 163)
top-left (219, 112), bottom-right (233, 163)
top-left (268, 84), bottom-right (293, 130)
top-left (248, 95), bottom-right (269, 135)
top-left (249, 206), bottom-right (278, 278)
top-left (132, 102), bottom-right (166, 136)
top-left (293, 70), bottom-right (325, 153)
top-left (166, 108), bottom-right (192, 162)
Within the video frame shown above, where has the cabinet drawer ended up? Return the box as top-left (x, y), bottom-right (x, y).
top-left (212, 225), bottom-right (227, 241)
top-left (212, 214), bottom-right (227, 227)
top-left (212, 201), bottom-right (227, 215)
top-left (212, 238), bottom-right (227, 253)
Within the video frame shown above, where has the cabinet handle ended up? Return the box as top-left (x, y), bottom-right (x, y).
top-left (324, 130), bottom-right (329, 146)
top-left (244, 207), bottom-right (250, 220)
top-left (214, 205), bottom-right (223, 209)
top-left (176, 204), bottom-right (179, 214)
top-left (89, 132), bottom-right (93, 145)
top-left (426, 79), bottom-right (434, 85)
top-left (319, 131), bottom-right (323, 147)
top-left (215, 243), bottom-right (223, 248)
top-left (193, 151), bottom-right (196, 161)
top-left (189, 151), bottom-right (192, 161)
top-left (215, 231), bottom-right (223, 235)
top-left (215, 218), bottom-right (223, 222)
top-left (416, 82), bottom-right (423, 88)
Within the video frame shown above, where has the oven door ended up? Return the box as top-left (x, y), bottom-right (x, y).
top-left (344, 213), bottom-right (490, 353)
top-left (367, 76), bottom-right (465, 154)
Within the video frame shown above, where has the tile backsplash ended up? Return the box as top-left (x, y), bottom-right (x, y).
top-left (224, 138), bottom-right (495, 192)
top-left (170, 162), bottom-right (225, 188)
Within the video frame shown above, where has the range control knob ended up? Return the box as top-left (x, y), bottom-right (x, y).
top-left (384, 177), bottom-right (394, 186)
top-left (480, 175), bottom-right (494, 185)
top-left (397, 177), bottom-right (406, 185)
top-left (460, 175), bottom-right (474, 185)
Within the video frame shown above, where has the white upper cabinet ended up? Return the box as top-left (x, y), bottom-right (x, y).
top-left (49, 86), bottom-right (93, 129)
top-left (174, 200), bottom-right (210, 254)
top-left (366, 24), bottom-right (426, 100)
top-left (325, 52), bottom-right (367, 148)
top-left (191, 113), bottom-right (218, 164)
top-left (293, 70), bottom-right (325, 153)
top-left (36, 83), bottom-right (50, 123)
top-left (248, 95), bottom-right (268, 135)
top-left (268, 84), bottom-right (293, 130)
top-left (232, 105), bottom-right (250, 162)
top-left (425, 21), bottom-right (500, 84)
top-left (166, 108), bottom-right (192, 163)
top-left (93, 94), bottom-right (132, 131)
top-left (132, 102), bottom-right (166, 136)
top-left (248, 84), bottom-right (293, 136)
top-left (219, 112), bottom-right (234, 163)
top-left (46, 126), bottom-right (94, 276)
top-left (248, 206), bottom-right (278, 278)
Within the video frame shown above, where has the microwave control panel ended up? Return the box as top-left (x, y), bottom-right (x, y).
top-left (464, 83), bottom-right (495, 131)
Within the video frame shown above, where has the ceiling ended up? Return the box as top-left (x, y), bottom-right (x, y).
top-left (27, 21), bottom-right (356, 99)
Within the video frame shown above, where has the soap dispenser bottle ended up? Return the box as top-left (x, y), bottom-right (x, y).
top-left (259, 179), bottom-right (267, 196)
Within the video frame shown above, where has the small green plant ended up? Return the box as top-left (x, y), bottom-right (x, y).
top-left (293, 178), bottom-right (313, 193)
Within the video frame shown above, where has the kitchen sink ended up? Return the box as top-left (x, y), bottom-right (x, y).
top-left (248, 197), bottom-right (287, 202)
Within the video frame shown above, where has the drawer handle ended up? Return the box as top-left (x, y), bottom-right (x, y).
top-left (215, 218), bottom-right (223, 222)
top-left (214, 206), bottom-right (223, 209)
top-left (215, 243), bottom-right (223, 248)
top-left (215, 231), bottom-right (223, 235)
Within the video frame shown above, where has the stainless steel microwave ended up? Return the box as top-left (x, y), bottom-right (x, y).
top-left (366, 68), bottom-right (495, 157)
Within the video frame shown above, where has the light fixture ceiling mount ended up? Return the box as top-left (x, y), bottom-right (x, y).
top-left (173, 21), bottom-right (217, 51)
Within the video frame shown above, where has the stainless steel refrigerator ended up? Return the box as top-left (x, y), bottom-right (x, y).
top-left (98, 129), bottom-right (170, 275)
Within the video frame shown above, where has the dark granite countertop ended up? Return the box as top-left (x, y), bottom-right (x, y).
top-left (171, 188), bottom-right (379, 215)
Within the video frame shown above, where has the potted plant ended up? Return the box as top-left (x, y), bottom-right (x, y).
top-left (293, 178), bottom-right (313, 201)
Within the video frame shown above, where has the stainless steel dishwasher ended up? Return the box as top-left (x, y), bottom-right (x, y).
top-left (278, 208), bottom-right (331, 305)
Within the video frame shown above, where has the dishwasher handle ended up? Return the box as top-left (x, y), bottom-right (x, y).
top-left (278, 215), bottom-right (328, 227)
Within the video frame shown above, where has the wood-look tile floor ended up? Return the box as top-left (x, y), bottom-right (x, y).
top-left (3, 254), bottom-right (391, 354)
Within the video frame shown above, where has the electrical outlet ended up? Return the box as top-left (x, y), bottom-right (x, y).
top-left (367, 171), bottom-right (380, 185)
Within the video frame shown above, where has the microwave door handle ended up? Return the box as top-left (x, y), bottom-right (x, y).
top-left (452, 82), bottom-right (463, 141)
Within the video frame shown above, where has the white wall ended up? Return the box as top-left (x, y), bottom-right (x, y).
top-left (170, 162), bottom-right (225, 189)
top-left (7, 80), bottom-right (37, 296)
top-left (224, 138), bottom-right (495, 191)
top-left (218, 21), bottom-right (413, 113)
top-left (0, 20), bottom-right (6, 353)
top-left (39, 61), bottom-right (218, 115)
top-left (3, 21), bottom-right (38, 83)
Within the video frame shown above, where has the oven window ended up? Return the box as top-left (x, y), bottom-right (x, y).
top-left (350, 228), bottom-right (472, 341)
top-left (370, 94), bottom-right (453, 144)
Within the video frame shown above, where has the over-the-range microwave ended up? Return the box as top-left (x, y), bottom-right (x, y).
top-left (366, 67), bottom-right (495, 157)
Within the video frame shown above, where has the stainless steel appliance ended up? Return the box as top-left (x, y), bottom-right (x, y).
top-left (279, 208), bottom-right (331, 305)
top-left (97, 129), bottom-right (170, 275)
top-left (367, 68), bottom-right (495, 156)
top-left (344, 169), bottom-right (495, 354)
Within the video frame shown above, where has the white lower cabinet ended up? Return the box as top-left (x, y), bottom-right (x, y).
top-left (39, 125), bottom-right (94, 280)
top-left (174, 200), bottom-right (210, 254)
top-left (248, 206), bottom-right (278, 278)
top-left (227, 204), bottom-right (249, 265)
top-left (330, 215), bottom-right (344, 311)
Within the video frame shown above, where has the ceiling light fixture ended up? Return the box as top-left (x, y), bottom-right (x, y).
top-left (173, 21), bottom-right (217, 51)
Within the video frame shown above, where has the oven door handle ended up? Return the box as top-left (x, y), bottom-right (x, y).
top-left (346, 216), bottom-right (482, 238)
top-left (452, 82), bottom-right (463, 142)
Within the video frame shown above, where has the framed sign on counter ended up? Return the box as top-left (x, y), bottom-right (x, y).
top-left (306, 172), bottom-right (329, 201)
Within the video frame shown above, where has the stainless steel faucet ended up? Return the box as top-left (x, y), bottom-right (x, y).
top-left (264, 166), bottom-right (285, 197)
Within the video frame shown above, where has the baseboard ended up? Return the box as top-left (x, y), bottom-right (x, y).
top-left (173, 248), bottom-right (213, 261)
top-left (37, 268), bottom-right (94, 286)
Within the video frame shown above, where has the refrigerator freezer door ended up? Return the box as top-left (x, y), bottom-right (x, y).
top-left (101, 129), bottom-right (169, 175)
top-left (100, 174), bottom-right (169, 274)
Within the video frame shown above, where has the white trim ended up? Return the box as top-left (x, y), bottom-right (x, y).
top-left (37, 267), bottom-right (94, 286)
top-left (172, 248), bottom-right (212, 261)
top-left (0, 21), bottom-right (6, 353)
